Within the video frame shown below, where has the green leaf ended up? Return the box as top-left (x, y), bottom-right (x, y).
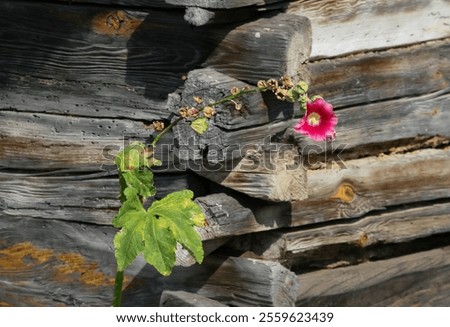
top-left (113, 189), bottom-right (206, 274)
top-left (148, 190), bottom-right (205, 263)
top-left (122, 169), bottom-right (156, 199)
top-left (190, 117), bottom-right (208, 135)
top-left (115, 142), bottom-right (151, 172)
top-left (115, 142), bottom-right (156, 202)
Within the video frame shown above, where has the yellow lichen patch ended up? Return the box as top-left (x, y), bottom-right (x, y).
top-left (92, 10), bottom-right (144, 37)
top-left (0, 301), bottom-right (13, 307)
top-left (55, 253), bottom-right (115, 287)
top-left (0, 242), bottom-right (53, 270)
top-left (331, 183), bottom-right (356, 203)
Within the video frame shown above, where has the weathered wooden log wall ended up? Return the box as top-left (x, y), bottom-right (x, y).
top-left (1, 0), bottom-right (450, 306)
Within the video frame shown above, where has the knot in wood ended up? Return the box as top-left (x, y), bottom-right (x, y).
top-left (332, 183), bottom-right (356, 203)
top-left (106, 11), bottom-right (125, 31)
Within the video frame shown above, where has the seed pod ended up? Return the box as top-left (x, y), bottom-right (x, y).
top-left (152, 121), bottom-right (165, 131)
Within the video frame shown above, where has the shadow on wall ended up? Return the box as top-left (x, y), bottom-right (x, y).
top-left (126, 10), bottom-right (235, 100)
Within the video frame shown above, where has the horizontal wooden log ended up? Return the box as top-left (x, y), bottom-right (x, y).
top-left (53, 0), bottom-right (173, 7)
top-left (171, 68), bottom-right (295, 130)
top-left (4, 148), bottom-right (448, 251)
top-left (196, 143), bottom-right (307, 202)
top-left (296, 245), bottom-right (450, 306)
top-left (198, 148), bottom-right (450, 240)
top-left (0, 171), bottom-right (206, 225)
top-left (0, 73), bottom-right (168, 121)
top-left (0, 2), bottom-right (309, 104)
top-left (0, 216), bottom-right (118, 306)
top-left (285, 90), bottom-right (450, 156)
top-left (160, 291), bottom-right (227, 307)
top-left (287, 0), bottom-right (450, 58)
top-left (0, 214), bottom-right (297, 306)
top-left (167, 0), bottom-right (285, 9)
top-left (0, 1), bottom-right (212, 100)
top-left (183, 6), bottom-right (258, 26)
top-left (205, 13), bottom-right (312, 83)
top-left (273, 148), bottom-right (450, 231)
top-left (173, 118), bottom-right (293, 162)
top-left (228, 201), bottom-right (450, 265)
top-left (126, 255), bottom-right (299, 307)
top-left (307, 39), bottom-right (450, 109)
top-left (0, 110), bottom-right (183, 171)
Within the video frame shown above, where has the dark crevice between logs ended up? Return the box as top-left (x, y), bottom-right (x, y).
top-left (289, 231), bottom-right (450, 276)
top-left (296, 135), bottom-right (450, 170)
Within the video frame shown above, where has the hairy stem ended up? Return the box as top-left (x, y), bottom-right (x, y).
top-left (112, 269), bottom-right (124, 307)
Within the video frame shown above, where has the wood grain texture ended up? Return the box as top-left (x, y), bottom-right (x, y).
top-left (0, 110), bottom-right (185, 172)
top-left (173, 118), bottom-right (293, 162)
top-left (205, 13), bottom-right (312, 83)
top-left (191, 148), bottom-right (450, 244)
top-left (307, 39), bottom-right (450, 109)
top-left (0, 214), bottom-right (297, 306)
top-left (166, 0), bottom-right (285, 9)
top-left (0, 216), bottom-right (117, 306)
top-left (0, 171), bottom-right (206, 225)
top-left (172, 68), bottom-right (295, 130)
top-left (160, 291), bottom-right (227, 307)
top-left (229, 201), bottom-right (450, 264)
top-left (197, 143), bottom-right (307, 202)
top-left (296, 246), bottom-right (450, 306)
top-left (294, 148), bottom-right (450, 224)
top-left (288, 0), bottom-right (450, 58)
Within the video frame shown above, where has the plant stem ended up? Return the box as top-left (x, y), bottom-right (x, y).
top-left (150, 87), bottom-right (263, 149)
top-left (150, 117), bottom-right (183, 147)
top-left (208, 87), bottom-right (261, 107)
top-left (112, 269), bottom-right (124, 307)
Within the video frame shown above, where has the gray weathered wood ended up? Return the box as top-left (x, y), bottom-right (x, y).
top-left (183, 6), bottom-right (257, 26)
top-left (0, 171), bottom-right (205, 225)
top-left (288, 0), bottom-right (450, 58)
top-left (52, 0), bottom-right (173, 7)
top-left (228, 201), bottom-right (450, 264)
top-left (0, 214), bottom-right (298, 306)
top-left (296, 246), bottom-right (450, 306)
top-left (171, 68), bottom-right (295, 130)
top-left (0, 2), bottom-right (309, 104)
top-left (160, 291), bottom-right (227, 307)
top-left (290, 148), bottom-right (450, 225)
top-left (195, 148), bottom-right (450, 241)
top-left (205, 13), bottom-right (312, 84)
top-left (196, 143), bottom-right (307, 202)
top-left (173, 118), bottom-right (293, 162)
top-left (307, 39), bottom-right (450, 109)
top-left (167, 0), bottom-right (285, 9)
top-left (0, 216), bottom-right (117, 306)
top-left (0, 73), bottom-right (169, 121)
top-left (0, 110), bottom-right (181, 171)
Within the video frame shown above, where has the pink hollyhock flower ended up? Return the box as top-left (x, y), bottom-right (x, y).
top-left (294, 98), bottom-right (338, 141)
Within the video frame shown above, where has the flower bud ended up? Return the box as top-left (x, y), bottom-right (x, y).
top-left (280, 76), bottom-right (294, 89)
top-left (179, 107), bottom-right (189, 118)
top-left (193, 95), bottom-right (203, 104)
top-left (203, 106), bottom-right (216, 118)
top-left (230, 87), bottom-right (240, 95)
top-left (267, 79), bottom-right (278, 90)
top-left (295, 81), bottom-right (309, 94)
top-left (187, 107), bottom-right (199, 117)
top-left (257, 80), bottom-right (268, 90)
